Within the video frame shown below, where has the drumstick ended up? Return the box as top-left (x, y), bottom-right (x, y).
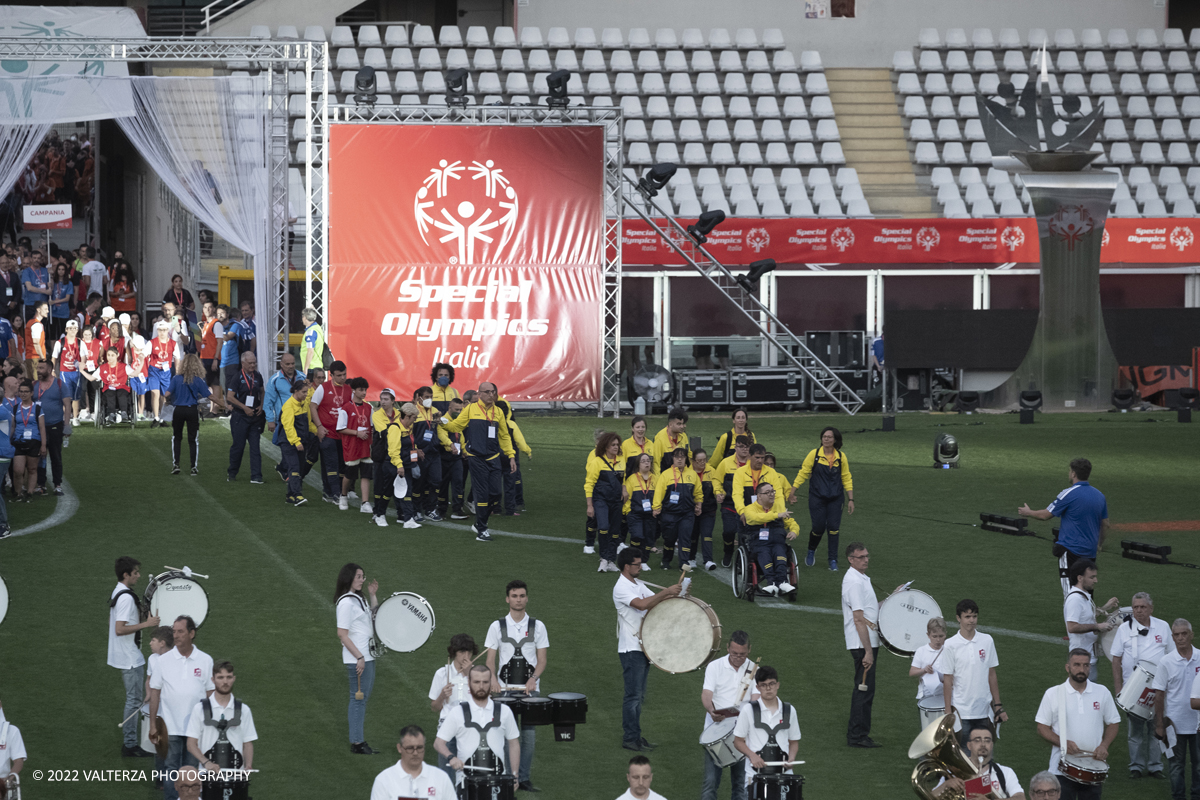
top-left (117, 708), bottom-right (141, 728)
top-left (163, 565), bottom-right (210, 579)
top-left (355, 674), bottom-right (364, 701)
top-left (858, 661), bottom-right (872, 692)
top-left (759, 760), bottom-right (806, 767)
top-left (473, 650), bottom-right (487, 664)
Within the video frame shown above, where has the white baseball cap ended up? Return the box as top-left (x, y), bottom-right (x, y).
top-left (101, 306), bottom-right (115, 318)
top-left (132, 335), bottom-right (146, 348)
top-left (379, 388), bottom-right (396, 400)
top-left (118, 313), bottom-right (131, 326)
top-left (155, 321), bottom-right (170, 331)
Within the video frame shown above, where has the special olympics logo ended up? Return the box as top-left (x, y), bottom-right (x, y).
top-left (414, 159), bottom-right (519, 264)
top-left (1000, 226), bottom-right (1025, 250)
top-left (1102, 229), bottom-right (1110, 247)
top-left (1170, 226), bottom-right (1194, 252)
top-left (915, 226), bottom-right (941, 252)
top-left (1048, 205), bottom-right (1094, 251)
top-left (746, 227), bottom-right (770, 253)
top-left (830, 227), bottom-right (855, 252)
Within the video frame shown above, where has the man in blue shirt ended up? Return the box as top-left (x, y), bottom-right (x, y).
top-left (264, 352), bottom-right (300, 482)
top-left (0, 314), bottom-right (16, 361)
top-left (1018, 457), bottom-right (1109, 595)
top-left (19, 252), bottom-right (50, 318)
top-left (32, 360), bottom-right (73, 496)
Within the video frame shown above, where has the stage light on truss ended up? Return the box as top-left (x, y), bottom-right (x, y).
top-left (737, 258), bottom-right (776, 292)
top-left (354, 66), bottom-right (377, 105)
top-left (687, 210), bottom-right (725, 244)
top-left (546, 69), bottom-right (571, 108)
top-left (446, 68), bottom-right (469, 107)
top-left (637, 163), bottom-right (677, 198)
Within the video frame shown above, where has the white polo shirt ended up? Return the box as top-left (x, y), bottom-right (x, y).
top-left (1063, 589), bottom-right (1098, 663)
top-left (184, 694), bottom-right (257, 758)
top-left (701, 654), bottom-right (756, 728)
top-left (733, 698), bottom-right (801, 782)
top-left (1151, 647), bottom-right (1200, 734)
top-left (942, 630), bottom-right (999, 719)
top-left (615, 790), bottom-right (668, 800)
top-left (336, 593), bottom-right (374, 664)
top-left (1110, 615), bottom-right (1172, 681)
top-left (1034, 679), bottom-right (1120, 774)
top-left (149, 645), bottom-right (215, 736)
top-left (613, 575), bottom-right (654, 654)
top-left (428, 664), bottom-right (472, 724)
top-left (935, 764), bottom-right (1022, 798)
top-left (841, 568), bottom-right (879, 650)
top-left (0, 718), bottom-right (26, 779)
top-left (370, 760), bottom-right (457, 800)
top-left (434, 698), bottom-right (519, 786)
top-left (484, 613), bottom-right (550, 690)
top-left (912, 644), bottom-right (946, 702)
top-left (107, 582), bottom-right (145, 670)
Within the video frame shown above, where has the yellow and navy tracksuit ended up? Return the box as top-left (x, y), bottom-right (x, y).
top-left (711, 428), bottom-right (757, 466)
top-left (412, 405), bottom-right (442, 515)
top-left (694, 463), bottom-right (720, 566)
top-left (371, 407), bottom-right (416, 521)
top-left (430, 384), bottom-right (460, 415)
top-left (441, 400), bottom-right (515, 533)
top-left (732, 464), bottom-right (784, 517)
top-left (713, 454), bottom-right (749, 561)
top-left (623, 470), bottom-right (657, 550)
top-left (793, 448), bottom-right (853, 563)
top-left (621, 434), bottom-right (656, 478)
top-left (585, 453), bottom-right (625, 561)
top-left (496, 398), bottom-right (531, 514)
top-left (652, 466), bottom-right (701, 567)
top-left (744, 496), bottom-right (800, 589)
top-left (652, 427), bottom-right (692, 474)
top-left (436, 422), bottom-right (466, 516)
top-left (281, 393), bottom-right (318, 502)
top-left (584, 450), bottom-right (600, 548)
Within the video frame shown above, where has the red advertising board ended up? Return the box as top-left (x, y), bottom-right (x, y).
top-left (328, 124), bottom-right (605, 400)
top-left (621, 217), bottom-right (1200, 266)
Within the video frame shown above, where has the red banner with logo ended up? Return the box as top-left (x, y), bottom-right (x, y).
top-left (328, 124), bottom-right (605, 400)
top-left (621, 217), bottom-right (1200, 266)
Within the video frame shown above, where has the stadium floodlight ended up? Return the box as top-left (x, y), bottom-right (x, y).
top-left (687, 210), bottom-right (725, 244)
top-left (546, 69), bottom-right (571, 108)
top-left (354, 67), bottom-right (377, 106)
top-left (1111, 388), bottom-right (1137, 412)
top-left (637, 163), bottom-right (677, 198)
top-left (446, 68), bottom-right (469, 107)
top-left (933, 433), bottom-right (959, 469)
top-left (737, 258), bottom-right (776, 292)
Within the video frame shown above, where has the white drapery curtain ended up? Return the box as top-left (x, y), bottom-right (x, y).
top-left (0, 78), bottom-right (94, 210)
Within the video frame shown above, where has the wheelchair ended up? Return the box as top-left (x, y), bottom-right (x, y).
top-left (730, 526), bottom-right (799, 602)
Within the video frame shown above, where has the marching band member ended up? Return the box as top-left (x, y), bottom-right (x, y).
top-left (586, 432), bottom-right (626, 573)
top-left (652, 448), bottom-right (701, 570)
top-left (932, 723), bottom-right (1025, 799)
top-left (942, 599), bottom-right (1008, 745)
top-left (732, 666), bottom-right (800, 788)
top-left (174, 766), bottom-right (202, 800)
top-left (701, 631), bottom-right (757, 800)
top-left (485, 580), bottom-right (550, 792)
top-left (713, 436), bottom-right (751, 568)
top-left (149, 617), bottom-right (215, 800)
top-left (1152, 619), bottom-right (1200, 798)
top-left (335, 563), bottom-right (379, 755)
top-left (109, 556), bottom-right (159, 758)
top-left (433, 665), bottom-right (520, 793)
top-left (909, 617), bottom-right (948, 729)
top-left (710, 408), bottom-right (755, 466)
top-left (185, 661), bottom-right (256, 779)
top-left (787, 427), bottom-right (854, 572)
top-left (0, 700), bottom-right (27, 790)
top-left (1110, 592), bottom-right (1171, 779)
top-left (624, 453), bottom-right (658, 554)
top-left (743, 483), bottom-right (799, 596)
top-left (1035, 649), bottom-right (1119, 800)
top-left (1027, 772), bottom-right (1062, 800)
top-left (1063, 560), bottom-right (1119, 682)
top-left (618, 755), bottom-right (668, 800)
top-left (622, 416), bottom-right (656, 478)
top-left (429, 634), bottom-right (478, 783)
top-left (370, 725), bottom-right (457, 800)
top-left (439, 381), bottom-right (517, 542)
top-left (842, 541), bottom-right (881, 749)
top-left (613, 548), bottom-right (681, 752)
top-left (652, 408), bottom-right (691, 473)
top-left (692, 449), bottom-right (722, 572)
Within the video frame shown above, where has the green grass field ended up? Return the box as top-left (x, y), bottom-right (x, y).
top-left (0, 409), bottom-right (1197, 800)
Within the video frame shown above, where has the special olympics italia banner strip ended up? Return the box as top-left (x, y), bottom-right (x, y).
top-left (328, 124), bottom-right (605, 401)
top-left (622, 218), bottom-right (1200, 266)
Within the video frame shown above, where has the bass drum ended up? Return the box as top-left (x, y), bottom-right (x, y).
top-left (1100, 607), bottom-right (1132, 660)
top-left (0, 571), bottom-right (8, 626)
top-left (144, 571), bottom-right (209, 628)
top-left (639, 595), bottom-right (721, 674)
top-left (372, 592), bottom-right (436, 654)
top-left (877, 590), bottom-right (942, 657)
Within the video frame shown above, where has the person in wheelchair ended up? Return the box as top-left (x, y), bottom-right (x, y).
top-left (743, 483), bottom-right (799, 598)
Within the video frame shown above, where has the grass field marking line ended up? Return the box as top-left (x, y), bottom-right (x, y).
top-left (9, 479), bottom-right (79, 538)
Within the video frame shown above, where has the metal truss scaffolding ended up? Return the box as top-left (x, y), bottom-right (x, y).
top-left (0, 37), bottom-right (323, 368)
top-left (618, 175), bottom-right (864, 414)
top-left (320, 103), bottom-right (624, 416)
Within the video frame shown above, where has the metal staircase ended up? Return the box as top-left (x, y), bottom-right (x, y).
top-left (615, 173), bottom-right (865, 415)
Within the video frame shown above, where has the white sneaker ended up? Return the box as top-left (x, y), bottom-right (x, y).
top-left (606, 562), bottom-right (620, 573)
top-left (348, 491), bottom-right (358, 501)
top-left (583, 545), bottom-right (595, 555)
top-left (373, 515), bottom-right (388, 527)
top-left (338, 496), bottom-right (349, 511)
top-left (616, 542), bottom-right (628, 554)
top-left (686, 560), bottom-right (697, 568)
top-left (403, 519), bottom-right (422, 529)
top-left (360, 502), bottom-right (372, 514)
top-left (761, 585), bottom-right (779, 597)
top-left (705, 561), bottom-right (717, 571)
top-left (466, 501), bottom-right (476, 513)
top-left (597, 559), bottom-right (608, 572)
top-left (779, 581), bottom-right (795, 594)
top-left (471, 524), bottom-right (479, 535)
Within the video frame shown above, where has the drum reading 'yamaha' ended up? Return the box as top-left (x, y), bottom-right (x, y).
top-left (877, 589), bottom-right (942, 657)
top-left (370, 592), bottom-right (436, 656)
top-left (144, 571), bottom-right (210, 628)
top-left (638, 595), bottom-right (722, 674)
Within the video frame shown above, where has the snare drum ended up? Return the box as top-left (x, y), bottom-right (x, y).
top-left (1116, 659), bottom-right (1159, 720)
top-left (699, 718), bottom-right (740, 768)
top-left (370, 592), bottom-right (436, 655)
top-left (494, 694), bottom-right (523, 726)
top-left (638, 595), bottom-right (722, 674)
top-left (751, 773), bottom-right (805, 800)
top-left (548, 691), bottom-right (587, 742)
top-left (916, 695), bottom-right (945, 730)
top-left (139, 709), bottom-right (153, 754)
top-left (0, 572), bottom-right (9, 626)
top-left (1059, 755), bottom-right (1108, 785)
top-left (143, 571), bottom-right (209, 628)
top-left (463, 773), bottom-right (515, 800)
top-left (877, 590), bottom-right (942, 657)
top-left (1099, 607), bottom-right (1132, 660)
top-left (518, 696), bottom-right (554, 726)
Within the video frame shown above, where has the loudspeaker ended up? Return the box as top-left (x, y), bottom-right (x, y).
top-left (1020, 409), bottom-right (1034, 424)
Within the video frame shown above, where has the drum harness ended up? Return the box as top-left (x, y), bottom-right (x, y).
top-left (200, 698), bottom-right (244, 770)
top-left (497, 617), bottom-right (538, 688)
top-left (750, 701), bottom-right (793, 771)
top-left (1, 720), bottom-right (19, 800)
top-left (460, 702), bottom-right (504, 774)
top-left (110, 587), bottom-right (143, 647)
top-left (1066, 588), bottom-right (1102, 662)
top-left (337, 592), bottom-right (376, 656)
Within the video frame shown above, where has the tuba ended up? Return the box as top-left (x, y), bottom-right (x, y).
top-left (909, 714), bottom-right (998, 800)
